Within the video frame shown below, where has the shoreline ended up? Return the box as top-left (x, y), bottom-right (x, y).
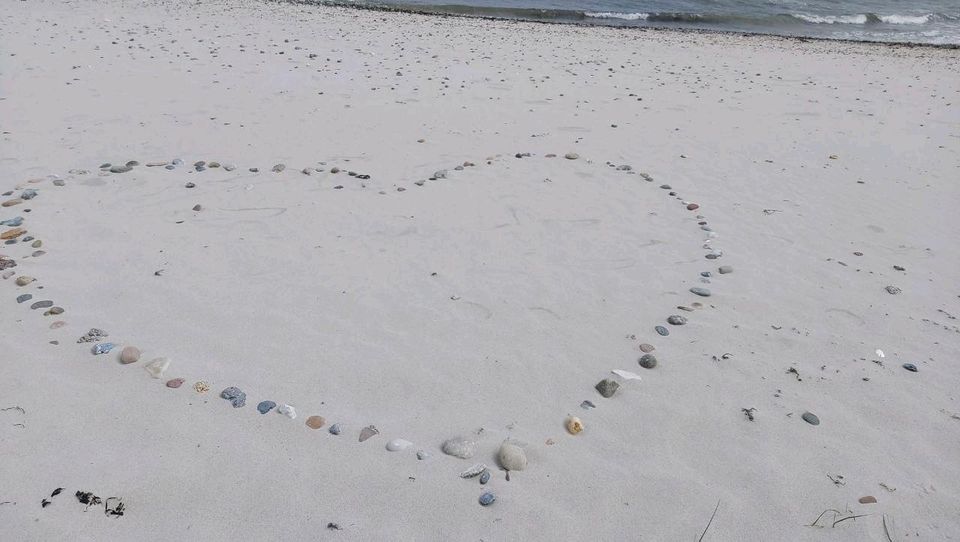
top-left (299, 0), bottom-right (960, 50)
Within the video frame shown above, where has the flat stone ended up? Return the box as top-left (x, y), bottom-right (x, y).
top-left (192, 204), bottom-right (202, 211)
top-left (271, 164), bottom-right (286, 173)
top-left (659, 184), bottom-right (671, 189)
top-left (686, 203), bottom-right (700, 210)
top-left (386, 439), bottom-right (413, 451)
top-left (184, 182), bottom-right (196, 189)
top-left (278, 404), bottom-right (296, 418)
top-left (120, 346), bottom-right (141, 364)
top-left (1, 227), bottom-right (25, 240)
top-left (16, 294), bottom-right (32, 303)
top-left (564, 152), bottom-right (579, 160)
top-left (166, 378), bottom-right (185, 388)
top-left (1, 199), bottom-right (23, 207)
top-left (595, 378), bottom-right (620, 398)
top-left (718, 265), bottom-right (733, 274)
top-left (92, 342), bottom-right (115, 355)
top-left (639, 343), bottom-right (655, 353)
top-left (50, 321), bottom-right (66, 329)
top-left (801, 412), bottom-right (820, 426)
top-left (885, 285), bottom-right (902, 295)
top-left (305, 415), bottom-right (326, 429)
top-left (30, 300), bottom-right (53, 310)
top-left (220, 387), bottom-right (246, 408)
top-left (416, 450), bottom-right (430, 460)
top-left (655, 325), bottom-right (669, 336)
top-left (690, 287), bottom-right (712, 297)
top-left (442, 436), bottom-right (478, 459)
top-left (257, 401), bottom-right (277, 414)
top-left (222, 163), bottom-right (236, 171)
top-left (639, 354), bottom-right (658, 369)
top-left (109, 165), bottom-right (132, 174)
top-left (902, 363), bottom-right (918, 372)
top-left (667, 315), bottom-right (687, 325)
top-left (15, 275), bottom-right (35, 286)
top-left (479, 492), bottom-right (496, 506)
top-left (859, 496), bottom-right (877, 504)
top-left (479, 470), bottom-right (491, 484)
top-left (44, 307), bottom-right (63, 315)
top-left (359, 425), bottom-right (379, 442)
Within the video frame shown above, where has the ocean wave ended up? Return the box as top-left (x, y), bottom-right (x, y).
top-left (791, 13), bottom-right (935, 25)
top-left (879, 14), bottom-right (932, 25)
top-left (584, 11), bottom-right (648, 21)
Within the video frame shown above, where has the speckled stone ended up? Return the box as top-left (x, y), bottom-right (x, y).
top-left (257, 401), bottom-right (277, 414)
top-left (639, 354), bottom-right (658, 369)
top-left (595, 378), bottom-right (620, 398)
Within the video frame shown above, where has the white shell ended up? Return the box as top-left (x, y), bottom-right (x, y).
top-left (144, 357), bottom-right (170, 379)
top-left (460, 463), bottom-right (488, 478)
top-left (278, 404), bottom-right (297, 419)
top-left (386, 439), bottom-right (412, 452)
top-left (612, 369), bottom-right (642, 381)
top-left (498, 442), bottom-right (527, 471)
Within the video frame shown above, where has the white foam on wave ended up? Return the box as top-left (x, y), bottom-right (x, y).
top-left (879, 14), bottom-right (931, 25)
top-left (584, 11), bottom-right (649, 21)
top-left (792, 13), bottom-right (867, 24)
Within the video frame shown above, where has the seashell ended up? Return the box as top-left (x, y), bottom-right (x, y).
top-left (359, 425), bottom-right (379, 442)
top-left (460, 463), bottom-right (487, 478)
top-left (612, 369), bottom-right (642, 381)
top-left (442, 436), bottom-right (478, 459)
top-left (305, 416), bottom-right (326, 429)
top-left (498, 442), bottom-right (527, 471)
top-left (278, 404), bottom-right (297, 419)
top-left (386, 439), bottom-right (412, 452)
top-left (193, 381), bottom-right (210, 393)
top-left (144, 358), bottom-right (170, 378)
top-left (566, 416), bottom-right (584, 435)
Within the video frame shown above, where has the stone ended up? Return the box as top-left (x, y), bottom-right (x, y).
top-left (359, 425), bottom-right (379, 442)
top-left (16, 294), bottom-right (32, 303)
top-left (498, 442), bottom-right (527, 471)
top-left (15, 275), bottom-right (35, 286)
top-left (659, 184), bottom-right (671, 189)
top-left (416, 450), bottom-right (430, 460)
top-left (172, 159), bottom-right (183, 165)
top-left (208, 162), bottom-right (220, 168)
top-left (639, 354), bottom-right (658, 369)
top-left (192, 204), bottom-right (202, 211)
top-left (580, 400), bottom-right (596, 409)
top-left (686, 203), bottom-right (700, 211)
top-left (1, 199), bottom-right (23, 207)
top-left (194, 161), bottom-right (206, 168)
top-left (30, 300), bottom-right (53, 310)
top-left (53, 179), bottom-right (65, 186)
top-left (902, 363), bottom-right (918, 372)
top-left (655, 325), bottom-right (669, 336)
top-left (32, 251), bottom-right (45, 258)
top-left (479, 470), bottom-right (491, 485)
top-left (479, 492), bottom-right (496, 506)
top-left (126, 160), bottom-right (140, 167)
top-left (44, 307), bottom-right (63, 315)
top-left (859, 496), bottom-right (877, 504)
top-left (442, 436), bottom-right (478, 459)
top-left (667, 315), bottom-right (687, 325)
top-left (145, 358), bottom-right (170, 378)
top-left (690, 287), bottom-right (712, 297)
top-left (194, 381), bottom-right (210, 393)
top-left (1, 227), bottom-right (25, 240)
top-left (220, 387), bottom-right (247, 408)
top-left (278, 404), bottom-right (297, 418)
top-left (328, 423), bottom-right (342, 435)
top-left (460, 463), bottom-right (487, 478)
top-left (386, 439), bottom-right (413, 452)
top-left (305, 415), bottom-right (326, 429)
top-left (801, 412), bottom-right (820, 426)
top-left (184, 182), bottom-right (196, 189)
top-left (146, 161), bottom-right (168, 167)
top-left (257, 401), bottom-right (277, 414)
top-left (595, 378), bottom-right (620, 398)
top-left (109, 165), bottom-right (132, 174)
top-left (564, 152), bottom-right (579, 160)
top-left (885, 285), bottom-right (901, 295)
top-left (0, 217), bottom-right (24, 227)
top-left (565, 416), bottom-right (583, 435)
top-left (639, 343), bottom-right (655, 353)
top-left (166, 378), bottom-right (185, 388)
top-left (119, 346), bottom-right (141, 364)
top-left (272, 164), bottom-right (286, 173)
top-left (718, 265), bottom-right (733, 274)
top-left (222, 163), bottom-right (236, 171)
top-left (92, 343), bottom-right (116, 355)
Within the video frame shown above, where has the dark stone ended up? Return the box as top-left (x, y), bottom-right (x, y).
top-left (639, 354), bottom-right (657, 369)
top-left (595, 379), bottom-right (620, 398)
top-left (655, 325), bottom-right (669, 336)
top-left (802, 412), bottom-right (820, 426)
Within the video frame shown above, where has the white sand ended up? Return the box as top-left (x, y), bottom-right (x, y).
top-left (1, 0), bottom-right (959, 539)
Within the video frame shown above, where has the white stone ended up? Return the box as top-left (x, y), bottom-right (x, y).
top-left (441, 436), bottom-right (478, 459)
top-left (278, 404), bottom-right (297, 419)
top-left (144, 357), bottom-right (170, 379)
top-left (386, 439), bottom-right (413, 452)
top-left (498, 442), bottom-right (528, 471)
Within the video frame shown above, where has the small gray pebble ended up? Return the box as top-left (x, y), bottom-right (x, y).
top-left (801, 412), bottom-right (820, 426)
top-left (639, 354), bottom-right (658, 369)
top-left (416, 450), bottom-right (430, 460)
top-left (667, 315), bottom-right (687, 325)
top-left (272, 163), bottom-right (286, 173)
top-left (185, 182), bottom-right (196, 189)
top-left (655, 325), bottom-right (669, 336)
top-left (329, 423), bottom-right (342, 435)
top-left (478, 492), bottom-right (496, 506)
top-left (479, 470), bottom-right (491, 485)
top-left (690, 287), bottom-right (711, 297)
top-left (885, 285), bottom-right (901, 295)
top-left (31, 300), bottom-right (54, 310)
top-left (718, 265), bottom-right (733, 274)
top-left (595, 378), bottom-right (620, 398)
top-left (902, 363), bottom-right (918, 372)
top-left (16, 294), bottom-right (32, 304)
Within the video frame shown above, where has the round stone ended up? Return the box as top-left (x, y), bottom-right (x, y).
top-left (119, 346), bottom-right (141, 364)
top-left (667, 315), bottom-right (687, 325)
top-left (15, 275), bottom-right (35, 286)
top-left (690, 287), bottom-right (712, 297)
top-left (498, 442), bottom-right (527, 471)
top-left (479, 492), bottom-right (496, 506)
top-left (801, 412), bottom-right (820, 426)
top-left (305, 415), bottom-right (326, 429)
top-left (686, 203), bottom-right (700, 211)
top-left (442, 436), bottom-right (478, 459)
top-left (902, 363), bottom-right (918, 372)
top-left (639, 354), bottom-right (658, 369)
top-left (639, 343), bottom-right (655, 353)
top-left (166, 378), bottom-right (185, 389)
top-left (257, 401), bottom-right (277, 414)
top-left (655, 325), bottom-right (670, 336)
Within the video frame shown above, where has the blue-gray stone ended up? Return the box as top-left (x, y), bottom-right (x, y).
top-left (1, 217), bottom-right (23, 227)
top-left (902, 363), bottom-right (918, 372)
top-left (165, 165), bottom-right (175, 170)
top-left (172, 158), bottom-right (183, 166)
top-left (655, 325), bottom-right (669, 336)
top-left (329, 423), bottom-right (342, 435)
top-left (479, 470), bottom-right (491, 485)
top-left (639, 354), bottom-right (658, 369)
top-left (30, 300), bottom-right (53, 310)
top-left (92, 343), bottom-right (115, 355)
top-left (220, 387), bottom-right (246, 408)
top-left (479, 492), bottom-right (496, 506)
top-left (22, 236), bottom-right (33, 242)
top-left (257, 400), bottom-right (276, 414)
top-left (21, 189), bottom-right (38, 200)
top-left (690, 287), bottom-right (711, 297)
top-left (701, 271), bottom-right (712, 277)
top-left (16, 294), bottom-right (32, 304)
top-left (801, 412), bottom-right (820, 426)
top-left (667, 315), bottom-right (687, 325)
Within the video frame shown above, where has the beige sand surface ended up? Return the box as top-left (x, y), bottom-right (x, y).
top-left (1, 0), bottom-right (958, 539)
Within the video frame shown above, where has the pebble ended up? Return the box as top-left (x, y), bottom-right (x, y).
top-left (718, 265), bottom-right (733, 274)
top-left (32, 251), bottom-right (45, 258)
top-left (595, 378), bottom-right (620, 398)
top-left (442, 436), bottom-right (478, 459)
top-left (249, 167), bottom-right (259, 173)
top-left (208, 162), bottom-right (220, 168)
top-left (278, 404), bottom-right (297, 419)
top-left (667, 315), bottom-right (687, 325)
top-left (581, 400), bottom-right (596, 409)
top-left (272, 164), bottom-right (286, 173)
top-left (192, 204), bottom-right (202, 211)
top-left (639, 354), bottom-right (658, 369)
top-left (100, 163), bottom-right (111, 169)
top-left (885, 285), bottom-right (901, 295)
top-left (220, 387), bottom-right (247, 408)
top-left (801, 412), bottom-right (820, 426)
top-left (184, 182), bottom-right (196, 189)
top-left (126, 160), bottom-right (140, 167)
top-left (498, 442), bottom-right (528, 471)
top-left (659, 184), bottom-right (671, 189)
top-left (1, 199), bottom-right (23, 207)
top-left (416, 450), bottom-right (430, 460)
top-left (53, 179), bottom-right (66, 186)
top-left (655, 325), bottom-right (669, 336)
top-left (144, 358), bottom-right (170, 378)
top-left (0, 217), bottom-right (23, 227)
top-left (305, 415), bottom-right (326, 429)
top-left (15, 275), bottom-right (35, 286)
top-left (257, 401), bottom-right (277, 414)
top-left (460, 463), bottom-right (487, 478)
top-left (328, 423), bottom-right (342, 435)
top-left (386, 439), bottom-right (412, 452)
top-left (16, 294), bottom-right (32, 303)
top-left (564, 152), bottom-right (579, 160)
top-left (166, 378), bottom-right (185, 388)
top-left (194, 161), bottom-right (206, 168)
top-left (859, 496), bottom-right (877, 504)
top-left (478, 492), bottom-right (496, 506)
top-left (566, 416), bottom-right (584, 435)
top-left (120, 346), bottom-right (141, 364)
top-left (359, 425), bottom-right (379, 442)
top-left (1, 227), bottom-right (25, 240)
top-left (222, 163), bottom-right (236, 172)
top-left (902, 363), bottom-right (918, 372)
top-left (678, 305), bottom-right (695, 312)
top-left (172, 159), bottom-right (183, 166)
top-left (701, 271), bottom-right (712, 278)
top-left (109, 165), bottom-right (132, 174)
top-left (479, 470), bottom-right (491, 484)
top-left (21, 189), bottom-right (38, 200)
top-left (194, 381), bottom-right (211, 393)
top-left (686, 203), bottom-right (700, 211)
top-left (639, 343), bottom-right (655, 353)
top-left (44, 307), bottom-right (63, 315)
top-left (690, 287), bottom-right (712, 297)
top-left (146, 161), bottom-right (168, 167)
top-left (92, 342), bottom-right (116, 355)
top-left (30, 300), bottom-right (53, 310)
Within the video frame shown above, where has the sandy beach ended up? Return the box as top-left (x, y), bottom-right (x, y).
top-left (1, 0), bottom-right (959, 539)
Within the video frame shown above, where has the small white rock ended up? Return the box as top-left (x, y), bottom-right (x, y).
top-left (386, 439), bottom-right (413, 452)
top-left (498, 442), bottom-right (528, 471)
top-left (441, 436), bottom-right (478, 459)
top-left (144, 357), bottom-right (170, 379)
top-left (278, 404), bottom-right (297, 419)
